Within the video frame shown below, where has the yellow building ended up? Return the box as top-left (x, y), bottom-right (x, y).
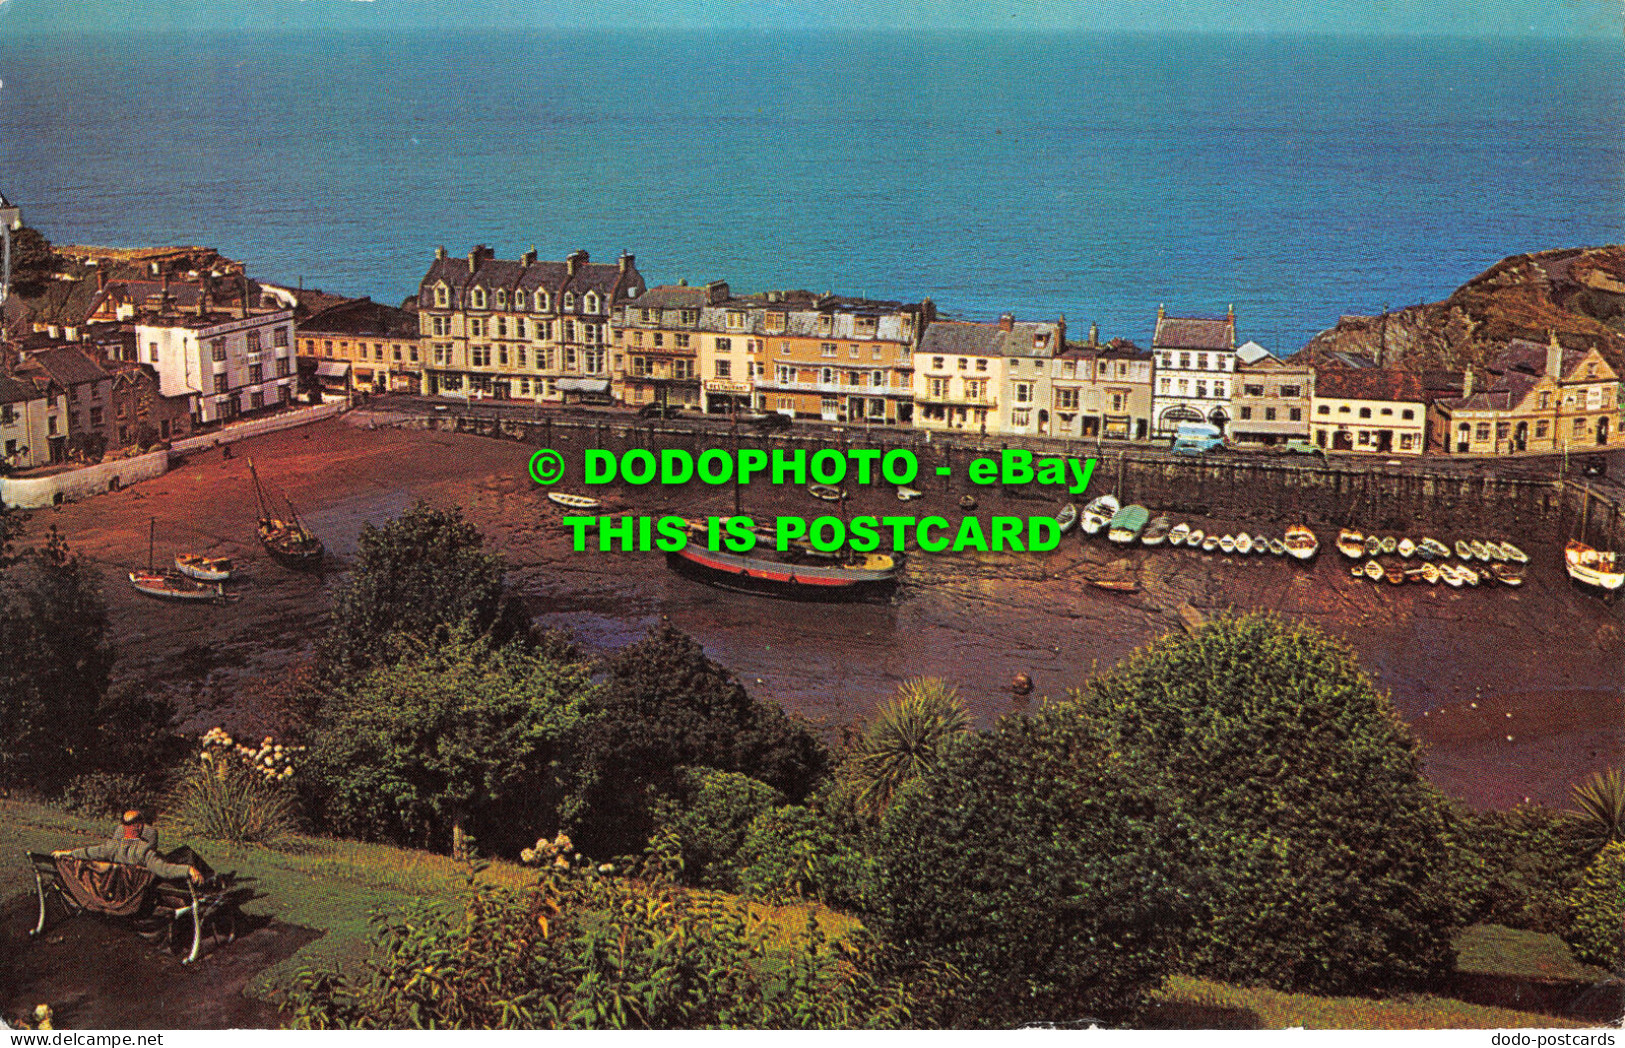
top-left (297, 298), bottom-right (423, 395)
top-left (614, 283), bottom-right (727, 410)
top-left (743, 292), bottom-right (926, 423)
top-left (914, 314), bottom-right (1063, 437)
top-left (1432, 335), bottom-right (1623, 454)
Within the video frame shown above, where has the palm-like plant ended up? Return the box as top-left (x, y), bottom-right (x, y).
top-left (847, 677), bottom-right (971, 818)
top-left (1569, 768), bottom-right (1625, 845)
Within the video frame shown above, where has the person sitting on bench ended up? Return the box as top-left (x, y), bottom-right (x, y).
top-left (52, 809), bottom-right (207, 885)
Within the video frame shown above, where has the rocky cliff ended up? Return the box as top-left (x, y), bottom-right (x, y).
top-left (1290, 245), bottom-right (1625, 374)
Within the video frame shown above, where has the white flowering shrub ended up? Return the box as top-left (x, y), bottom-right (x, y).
top-left (167, 727), bottom-right (301, 844)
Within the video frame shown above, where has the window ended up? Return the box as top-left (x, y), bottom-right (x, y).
top-left (873, 370), bottom-right (886, 388)
top-left (1358, 431), bottom-right (1371, 446)
top-left (1180, 353), bottom-right (1191, 369)
top-left (976, 358), bottom-right (987, 372)
top-left (855, 317), bottom-right (877, 337)
top-left (1056, 388), bottom-right (1078, 410)
top-left (1264, 407), bottom-right (1276, 421)
top-left (821, 343), bottom-right (838, 358)
top-left (849, 345), bottom-right (861, 359)
top-left (1359, 407), bottom-right (1372, 419)
top-left (1338, 405), bottom-right (1351, 414)
top-left (1280, 385), bottom-right (1300, 398)
top-left (1198, 354), bottom-right (1208, 370)
top-left (958, 357), bottom-right (968, 371)
top-left (211, 338), bottom-right (227, 362)
top-left (517, 347), bottom-right (527, 368)
top-left (434, 285), bottom-right (448, 307)
top-left (1317, 404), bottom-right (1330, 415)
top-left (536, 291), bottom-right (550, 312)
top-left (213, 374), bottom-right (228, 394)
top-left (1195, 381), bottom-right (1207, 399)
top-left (1402, 409), bottom-right (1415, 420)
top-left (498, 347), bottom-right (510, 367)
top-left (249, 364), bottom-right (264, 384)
top-left (1244, 384), bottom-right (1265, 397)
top-left (1538, 392), bottom-right (1551, 410)
top-left (277, 358), bottom-right (291, 377)
top-left (149, 342), bottom-right (159, 363)
top-left (565, 347), bottom-right (577, 369)
top-left (563, 320), bottom-right (575, 342)
top-left (1239, 407), bottom-right (1253, 420)
top-left (495, 289), bottom-right (507, 309)
top-left (726, 311), bottom-right (744, 330)
top-left (470, 318), bottom-right (485, 338)
top-left (90, 406), bottom-right (104, 427)
top-left (471, 346), bottom-right (491, 367)
top-left (930, 377), bottom-right (947, 398)
top-left (716, 338), bottom-right (732, 353)
top-left (680, 310), bottom-right (697, 325)
top-left (471, 288), bottom-right (486, 309)
top-left (1214, 382), bottom-right (1225, 399)
top-left (1015, 382), bottom-right (1032, 404)
top-left (1011, 408), bottom-right (1030, 427)
top-left (563, 293), bottom-right (575, 312)
top-left (672, 359), bottom-right (692, 380)
top-left (411, 345), bottom-right (420, 362)
top-left (1289, 408), bottom-right (1301, 421)
top-left (585, 293), bottom-right (599, 314)
top-left (766, 311), bottom-right (786, 331)
top-left (47, 415), bottom-right (58, 436)
top-left (1476, 423), bottom-right (1491, 441)
top-left (1574, 418), bottom-right (1586, 435)
top-left (1536, 420), bottom-right (1549, 439)
top-left (497, 318), bottom-right (507, 338)
top-left (250, 391), bottom-right (265, 410)
top-left (713, 359), bottom-right (732, 380)
top-left (1380, 407), bottom-right (1393, 417)
top-left (1400, 434), bottom-right (1416, 450)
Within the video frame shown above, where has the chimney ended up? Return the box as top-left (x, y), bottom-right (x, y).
top-left (66, 325), bottom-right (78, 342)
top-left (566, 250), bottom-right (589, 277)
top-left (1157, 303), bottom-right (1166, 321)
top-left (997, 313), bottom-right (1014, 332)
top-left (1226, 304), bottom-right (1236, 348)
top-left (1546, 330), bottom-right (1563, 378)
top-left (239, 275), bottom-right (250, 319)
top-left (435, 245), bottom-right (447, 260)
top-left (521, 246), bottom-right (538, 266)
top-left (1088, 320), bottom-right (1099, 346)
top-left (1462, 368), bottom-right (1474, 398)
top-left (96, 268), bottom-right (107, 292)
top-left (468, 248), bottom-right (479, 274)
top-left (196, 289), bottom-right (208, 318)
top-left (1056, 315), bottom-right (1066, 345)
top-left (707, 281), bottom-right (729, 304)
top-left (619, 251), bottom-right (634, 274)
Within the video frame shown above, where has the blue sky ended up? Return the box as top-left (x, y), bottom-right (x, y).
top-left (0, 0), bottom-right (1619, 35)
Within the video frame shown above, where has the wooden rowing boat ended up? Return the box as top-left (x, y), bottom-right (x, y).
top-left (130, 570), bottom-right (222, 602)
top-left (1501, 542), bottom-right (1529, 564)
top-left (1378, 535), bottom-right (1398, 555)
top-left (1268, 537), bottom-right (1287, 556)
top-left (1142, 515), bottom-right (1173, 546)
top-left (1455, 539), bottom-right (1475, 560)
top-left (1168, 522), bottom-right (1191, 547)
top-left (1420, 537), bottom-right (1451, 561)
top-left (1201, 534), bottom-right (1219, 552)
top-left (809, 484), bottom-right (846, 503)
top-left (1363, 559), bottom-right (1384, 581)
top-left (547, 492), bottom-right (602, 510)
top-left (1490, 563), bottom-right (1524, 587)
top-left (1565, 539), bottom-right (1624, 593)
top-left (1421, 562), bottom-right (1440, 584)
top-left (1234, 533), bottom-right (1252, 555)
top-left (1397, 537), bottom-right (1416, 559)
top-left (1108, 504), bottom-right (1151, 544)
top-left (1080, 495), bottom-right (1120, 536)
top-left (1284, 525), bottom-right (1319, 561)
top-left (175, 552), bottom-right (233, 582)
top-left (1219, 534), bottom-right (1236, 554)
top-left (896, 486), bottom-right (924, 502)
top-left (1055, 503), bottom-right (1080, 535)
top-left (1337, 528), bottom-right (1365, 559)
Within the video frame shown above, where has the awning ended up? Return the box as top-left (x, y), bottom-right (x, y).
top-left (557, 378), bottom-right (609, 393)
top-left (315, 361), bottom-right (351, 378)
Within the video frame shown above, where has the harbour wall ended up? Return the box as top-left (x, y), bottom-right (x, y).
top-left (403, 413), bottom-right (1618, 547)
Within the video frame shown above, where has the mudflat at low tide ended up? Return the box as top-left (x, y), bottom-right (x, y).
top-left (30, 415), bottom-right (1623, 810)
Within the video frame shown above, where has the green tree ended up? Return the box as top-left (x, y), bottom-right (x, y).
top-left (0, 530), bottom-right (115, 791)
top-left (321, 502), bottom-right (533, 676)
top-left (304, 629), bottom-right (596, 856)
top-left (1069, 613), bottom-right (1460, 996)
top-left (844, 677), bottom-right (969, 818)
top-left (876, 704), bottom-right (1194, 1028)
top-left (1564, 841), bottom-right (1624, 972)
top-left (1443, 802), bottom-right (1595, 933)
top-left (282, 857), bottom-right (926, 1029)
top-left (649, 767), bottom-right (782, 890)
top-left (1569, 768), bottom-right (1625, 846)
top-left (735, 803), bottom-right (875, 909)
top-left (8, 225), bottom-right (60, 293)
top-left (568, 624), bottom-right (829, 859)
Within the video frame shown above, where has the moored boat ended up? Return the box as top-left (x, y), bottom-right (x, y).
top-left (1455, 539), bottom-right (1475, 561)
top-left (1501, 542), bottom-right (1529, 565)
top-left (1267, 537), bottom-right (1287, 556)
top-left (249, 460), bottom-right (323, 569)
top-left (664, 518), bottom-right (899, 601)
top-left (1468, 539), bottom-right (1492, 561)
top-left (547, 492), bottom-right (602, 510)
top-left (1564, 540), bottom-right (1625, 593)
top-left (1337, 529), bottom-right (1365, 559)
top-left (129, 570), bottom-right (221, 602)
top-left (175, 552), bottom-right (233, 582)
top-left (1490, 563), bottom-right (1523, 587)
top-left (1482, 541), bottom-right (1508, 562)
top-left (1251, 533), bottom-right (1268, 554)
top-left (1397, 537), bottom-right (1416, 559)
top-left (1364, 535), bottom-right (1382, 557)
top-left (1421, 562), bottom-right (1441, 585)
top-left (1459, 564), bottom-right (1481, 587)
top-left (1217, 534), bottom-right (1235, 553)
top-left (1142, 515), bottom-right (1172, 546)
top-left (1168, 522), bottom-right (1191, 547)
top-left (1234, 533), bottom-right (1252, 555)
top-left (896, 486), bottom-right (924, 502)
top-left (1378, 535), bottom-right (1398, 555)
top-left (1284, 525), bottom-right (1319, 561)
top-left (809, 484), bottom-right (845, 502)
top-left (1420, 537), bottom-right (1451, 561)
top-left (1201, 534), bottom-right (1220, 552)
top-left (1384, 562), bottom-right (1407, 585)
top-left (1107, 504), bottom-right (1151, 544)
top-left (1080, 495), bottom-right (1120, 536)
top-left (959, 494), bottom-right (978, 510)
top-left (1055, 503), bottom-right (1079, 535)
top-left (1363, 559), bottom-right (1384, 581)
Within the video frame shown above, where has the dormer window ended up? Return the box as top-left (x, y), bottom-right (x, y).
top-left (817, 315), bottom-right (833, 335)
top-left (563, 292), bottom-right (575, 312)
top-left (727, 311), bottom-right (745, 330)
top-left (536, 291), bottom-right (550, 312)
top-left (584, 292), bottom-right (599, 314)
top-left (766, 312), bottom-right (786, 332)
top-left (495, 289), bottom-right (507, 309)
top-left (471, 288), bottom-right (487, 309)
top-left (1033, 333), bottom-right (1048, 350)
top-left (434, 284), bottom-right (449, 308)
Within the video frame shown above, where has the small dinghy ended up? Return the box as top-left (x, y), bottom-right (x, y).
top-left (1363, 559), bottom-right (1384, 582)
top-left (1186, 527), bottom-right (1206, 548)
top-left (548, 492), bottom-right (603, 510)
top-left (1337, 529), bottom-right (1365, 559)
top-left (1481, 541), bottom-right (1507, 562)
top-left (1219, 534), bottom-right (1237, 554)
top-left (1460, 564), bottom-right (1482, 587)
top-left (1234, 533), bottom-right (1252, 555)
top-left (1250, 533), bottom-right (1268, 554)
top-left (896, 486), bottom-right (924, 502)
top-left (1468, 539), bottom-right (1493, 561)
top-left (1420, 537), bottom-right (1451, 561)
top-left (1501, 542), bottom-right (1529, 565)
top-left (1142, 515), bottom-right (1173, 546)
top-left (1440, 563), bottom-right (1465, 588)
top-left (810, 485), bottom-right (846, 503)
top-left (1284, 525), bottom-right (1319, 561)
top-left (1268, 537), bottom-right (1287, 556)
top-left (959, 494), bottom-right (979, 510)
top-left (1201, 534), bottom-right (1220, 552)
top-left (129, 570), bottom-right (221, 603)
top-left (1455, 539), bottom-right (1475, 561)
top-left (1080, 495), bottom-right (1120, 536)
top-left (1384, 562), bottom-right (1407, 585)
top-left (1364, 535), bottom-right (1382, 557)
top-left (1054, 503), bottom-right (1080, 535)
top-left (1421, 562), bottom-right (1441, 585)
top-left (1108, 504), bottom-right (1151, 544)
top-left (1378, 535), bottom-right (1398, 555)
top-left (1490, 563), bottom-right (1524, 587)
top-left (175, 552), bottom-right (233, 582)
top-left (1168, 522), bottom-right (1191, 547)
top-left (1397, 538), bottom-right (1416, 559)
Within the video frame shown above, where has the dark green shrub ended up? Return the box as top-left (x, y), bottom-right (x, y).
top-left (650, 767), bottom-right (782, 890)
top-left (735, 804), bottom-right (875, 910)
top-left (568, 625), bottom-right (829, 859)
top-left (1444, 802), bottom-right (1596, 933)
top-left (1565, 842), bottom-right (1624, 972)
top-left (1068, 613), bottom-right (1461, 996)
top-left (58, 771), bottom-right (147, 818)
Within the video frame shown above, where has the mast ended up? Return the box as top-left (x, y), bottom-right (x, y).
top-left (148, 517), bottom-right (155, 572)
top-left (247, 459), bottom-right (273, 520)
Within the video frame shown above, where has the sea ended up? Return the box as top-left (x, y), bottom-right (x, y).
top-left (0, 28), bottom-right (1621, 352)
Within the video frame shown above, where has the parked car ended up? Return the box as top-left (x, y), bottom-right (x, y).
top-left (1276, 439), bottom-right (1323, 457)
top-left (749, 411), bottom-right (794, 433)
top-left (1170, 421), bottom-right (1225, 455)
top-left (636, 403), bottom-right (683, 419)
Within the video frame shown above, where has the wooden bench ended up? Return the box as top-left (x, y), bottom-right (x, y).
top-left (25, 851), bottom-right (252, 964)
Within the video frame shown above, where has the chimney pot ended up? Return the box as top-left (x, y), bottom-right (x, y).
top-left (619, 252), bottom-right (634, 274)
top-left (998, 313), bottom-right (1014, 332)
top-left (1462, 368), bottom-right (1475, 397)
top-left (435, 244), bottom-right (447, 260)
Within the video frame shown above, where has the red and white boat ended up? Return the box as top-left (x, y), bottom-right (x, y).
top-left (664, 518), bottom-right (899, 601)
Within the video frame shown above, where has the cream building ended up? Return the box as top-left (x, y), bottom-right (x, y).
top-left (1309, 367), bottom-right (1427, 455)
top-left (914, 314), bottom-right (1064, 437)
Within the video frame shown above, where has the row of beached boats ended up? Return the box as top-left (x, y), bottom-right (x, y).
top-left (1065, 494), bottom-right (1320, 560)
top-left (128, 459), bottom-right (325, 602)
top-left (1334, 528), bottom-right (1528, 566)
top-left (1347, 555), bottom-right (1520, 588)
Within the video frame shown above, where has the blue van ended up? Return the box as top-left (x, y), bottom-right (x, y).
top-left (1171, 421), bottom-right (1225, 455)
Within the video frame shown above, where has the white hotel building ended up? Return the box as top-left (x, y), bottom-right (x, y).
top-left (1149, 305), bottom-right (1239, 437)
top-left (135, 304), bottom-right (297, 425)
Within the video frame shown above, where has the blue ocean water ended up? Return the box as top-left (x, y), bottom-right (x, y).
top-left (0, 29), bottom-right (1620, 351)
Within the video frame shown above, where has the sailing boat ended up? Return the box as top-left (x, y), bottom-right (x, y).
top-left (130, 518), bottom-right (221, 602)
top-left (249, 459), bottom-right (324, 568)
top-left (1565, 540), bottom-right (1624, 594)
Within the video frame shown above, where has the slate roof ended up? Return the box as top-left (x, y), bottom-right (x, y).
top-left (299, 297), bottom-right (419, 340)
top-left (1235, 340), bottom-right (1271, 365)
top-left (1152, 313), bottom-right (1234, 351)
top-left (418, 247), bottom-right (644, 311)
top-left (626, 285), bottom-right (715, 311)
top-left (919, 319), bottom-right (1062, 359)
top-left (0, 373), bottom-right (46, 405)
top-left (1494, 338), bottom-right (1589, 380)
top-left (1312, 367), bottom-right (1425, 404)
top-left (17, 346), bottom-right (111, 388)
